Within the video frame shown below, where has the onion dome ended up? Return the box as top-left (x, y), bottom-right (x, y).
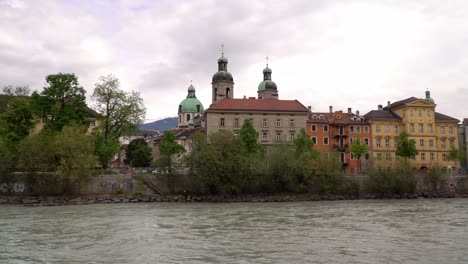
top-left (425, 90), bottom-right (435, 104)
top-left (212, 51), bottom-right (234, 83)
top-left (178, 84), bottom-right (204, 113)
top-left (258, 65), bottom-right (277, 91)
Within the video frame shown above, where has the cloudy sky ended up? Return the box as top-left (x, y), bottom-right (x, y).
top-left (1, 0), bottom-right (467, 122)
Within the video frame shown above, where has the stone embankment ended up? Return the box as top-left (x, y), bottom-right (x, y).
top-left (0, 192), bottom-right (467, 206)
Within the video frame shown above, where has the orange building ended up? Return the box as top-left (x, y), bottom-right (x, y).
top-left (307, 106), bottom-right (371, 174)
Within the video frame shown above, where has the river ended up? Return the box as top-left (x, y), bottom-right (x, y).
top-left (0, 199), bottom-right (467, 264)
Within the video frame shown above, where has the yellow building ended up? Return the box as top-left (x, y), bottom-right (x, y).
top-left (364, 91), bottom-right (460, 173)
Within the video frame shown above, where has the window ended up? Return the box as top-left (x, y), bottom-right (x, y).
top-left (234, 118), bottom-right (239, 127)
top-left (420, 139), bottom-right (424, 147)
top-left (364, 126), bottom-right (369, 133)
top-left (421, 153), bottom-right (426, 160)
top-left (290, 119), bottom-right (295, 127)
top-left (186, 114), bottom-right (191, 122)
top-left (276, 119), bottom-right (281, 127)
top-left (429, 139), bottom-right (434, 147)
top-left (356, 126), bottom-right (361, 133)
top-left (262, 119), bottom-right (267, 127)
top-left (290, 132), bottom-right (295, 141)
top-left (449, 126), bottom-right (453, 134)
top-left (419, 124), bottom-right (424, 133)
top-left (276, 132), bottom-right (281, 141)
top-left (324, 137), bottom-right (329, 145)
top-left (441, 139), bottom-right (446, 148)
top-left (394, 139), bottom-right (399, 148)
top-left (376, 139), bottom-right (381, 147)
top-left (440, 126), bottom-right (445, 134)
top-left (262, 132), bottom-right (268, 141)
top-left (427, 110), bottom-right (431, 117)
top-left (385, 138), bottom-right (390, 147)
top-left (89, 120), bottom-right (96, 127)
top-left (410, 109), bottom-right (414, 116)
top-left (377, 153), bottom-right (382, 160)
top-left (394, 125), bottom-right (398, 133)
top-left (350, 153), bottom-right (354, 160)
top-left (410, 123), bottom-right (415, 133)
top-left (430, 152), bottom-right (435, 161)
top-left (311, 124), bottom-right (317, 132)
top-left (220, 118), bottom-right (225, 127)
top-left (395, 155), bottom-right (400, 161)
top-left (364, 138), bottom-right (369, 145)
top-left (249, 118), bottom-right (254, 125)
top-left (350, 126), bottom-right (354, 133)
top-left (418, 109), bottom-right (422, 117)
top-left (386, 153), bottom-right (391, 161)
top-left (350, 138), bottom-right (353, 144)
top-left (376, 124), bottom-right (381, 133)
top-left (384, 124), bottom-right (390, 133)
top-left (311, 137), bottom-right (317, 144)
top-left (442, 154), bottom-right (447, 161)
top-left (323, 125), bottom-right (329, 132)
top-left (428, 124), bottom-right (433, 133)
top-left (450, 139), bottom-right (454, 148)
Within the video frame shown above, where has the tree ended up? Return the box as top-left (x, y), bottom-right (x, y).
top-left (348, 135), bottom-right (369, 174)
top-left (448, 147), bottom-right (463, 166)
top-left (396, 132), bottom-right (418, 160)
top-left (157, 131), bottom-right (185, 174)
top-left (2, 85), bottom-right (30, 96)
top-left (0, 136), bottom-right (15, 188)
top-left (126, 138), bottom-right (152, 167)
top-left (54, 126), bottom-right (98, 193)
top-left (31, 73), bottom-right (87, 132)
top-left (92, 75), bottom-right (146, 168)
top-left (239, 119), bottom-right (262, 154)
top-left (0, 96), bottom-right (35, 144)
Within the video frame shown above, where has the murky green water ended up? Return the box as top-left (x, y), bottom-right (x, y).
top-left (0, 199), bottom-right (467, 264)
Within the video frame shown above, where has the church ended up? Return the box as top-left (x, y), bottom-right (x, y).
top-left (203, 50), bottom-right (309, 145)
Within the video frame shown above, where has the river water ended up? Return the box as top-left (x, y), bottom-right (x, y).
top-left (0, 199), bottom-right (467, 264)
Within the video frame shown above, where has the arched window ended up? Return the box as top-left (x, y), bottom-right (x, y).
top-left (178, 105), bottom-right (182, 113)
top-left (226, 87), bottom-right (231, 98)
top-left (186, 114), bottom-right (191, 122)
top-left (179, 115), bottom-right (181, 123)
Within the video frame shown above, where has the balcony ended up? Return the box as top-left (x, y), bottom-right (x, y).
top-left (332, 132), bottom-right (348, 138)
top-left (332, 144), bottom-right (348, 151)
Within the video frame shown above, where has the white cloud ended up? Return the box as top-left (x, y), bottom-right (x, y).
top-left (0, 0), bottom-right (467, 121)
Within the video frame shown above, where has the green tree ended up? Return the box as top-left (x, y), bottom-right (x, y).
top-left (2, 85), bottom-right (30, 96)
top-left (0, 96), bottom-right (35, 144)
top-left (126, 138), bottom-right (152, 167)
top-left (348, 135), bottom-right (369, 174)
top-left (54, 126), bottom-right (98, 193)
top-left (31, 73), bottom-right (87, 132)
top-left (448, 147), bottom-right (463, 166)
top-left (396, 132), bottom-right (418, 159)
top-left (0, 136), bottom-right (15, 188)
top-left (91, 75), bottom-right (146, 168)
top-left (157, 131), bottom-right (185, 174)
top-left (239, 119), bottom-right (262, 154)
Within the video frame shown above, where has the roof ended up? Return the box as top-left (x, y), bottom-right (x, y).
top-left (364, 110), bottom-right (402, 121)
top-left (435, 112), bottom-right (459, 123)
top-left (206, 98), bottom-right (308, 113)
top-left (464, 118), bottom-right (468, 124)
top-left (179, 97), bottom-right (204, 113)
top-left (308, 111), bottom-right (369, 124)
top-left (151, 127), bottom-right (205, 144)
top-left (384, 97), bottom-right (418, 110)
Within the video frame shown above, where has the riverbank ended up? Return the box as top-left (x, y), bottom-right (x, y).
top-left (0, 192), bottom-right (467, 206)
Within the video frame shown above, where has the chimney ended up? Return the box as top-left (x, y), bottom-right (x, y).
top-left (243, 95), bottom-right (247, 99)
top-left (329, 105), bottom-right (333, 113)
top-left (308, 106), bottom-right (311, 112)
top-left (348, 108), bottom-right (352, 114)
top-left (378, 105), bottom-right (383, 110)
top-left (356, 110), bottom-right (360, 116)
top-left (387, 101), bottom-right (390, 107)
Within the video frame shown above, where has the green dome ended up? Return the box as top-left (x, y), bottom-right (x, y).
top-left (179, 97), bottom-right (204, 113)
top-left (258, 80), bottom-right (277, 91)
top-left (426, 97), bottom-right (435, 104)
top-left (212, 71), bottom-right (234, 83)
top-left (263, 66), bottom-right (272, 74)
top-left (188, 84), bottom-right (195, 91)
top-left (218, 55), bottom-right (228, 63)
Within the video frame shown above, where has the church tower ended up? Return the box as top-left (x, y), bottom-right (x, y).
top-left (257, 58), bottom-right (278, 99)
top-left (178, 83), bottom-right (204, 128)
top-left (212, 45), bottom-right (234, 103)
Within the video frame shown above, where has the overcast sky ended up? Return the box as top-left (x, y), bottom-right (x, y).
top-left (1, 0), bottom-right (467, 122)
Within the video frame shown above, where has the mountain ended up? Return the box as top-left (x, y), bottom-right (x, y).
top-left (139, 117), bottom-right (178, 132)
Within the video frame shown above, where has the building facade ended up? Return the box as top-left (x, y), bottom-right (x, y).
top-left (459, 118), bottom-right (468, 173)
top-left (307, 106), bottom-right (371, 174)
top-left (364, 91), bottom-right (460, 173)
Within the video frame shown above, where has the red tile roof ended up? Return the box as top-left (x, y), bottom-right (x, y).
top-left (206, 98), bottom-right (308, 112)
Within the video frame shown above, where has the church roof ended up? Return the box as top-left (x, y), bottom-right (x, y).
top-left (206, 98), bottom-right (308, 113)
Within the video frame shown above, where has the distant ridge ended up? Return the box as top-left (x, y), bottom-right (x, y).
top-left (139, 117), bottom-right (177, 132)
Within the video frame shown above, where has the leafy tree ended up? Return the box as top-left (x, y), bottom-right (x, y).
top-left (0, 136), bottom-right (15, 188)
top-left (0, 96), bottom-right (35, 144)
top-left (157, 131), bottom-right (185, 174)
top-left (396, 132), bottom-right (418, 160)
top-left (2, 85), bottom-right (30, 96)
top-left (126, 138), bottom-right (152, 167)
top-left (54, 126), bottom-right (98, 193)
top-left (348, 135), bottom-right (369, 173)
top-left (265, 143), bottom-right (303, 192)
top-left (31, 73), bottom-right (87, 132)
top-left (92, 75), bottom-right (146, 168)
top-left (239, 119), bottom-right (262, 154)
top-left (448, 147), bottom-right (463, 166)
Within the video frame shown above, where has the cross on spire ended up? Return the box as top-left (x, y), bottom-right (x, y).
top-left (221, 43), bottom-right (224, 56)
top-left (266, 56), bottom-right (269, 67)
